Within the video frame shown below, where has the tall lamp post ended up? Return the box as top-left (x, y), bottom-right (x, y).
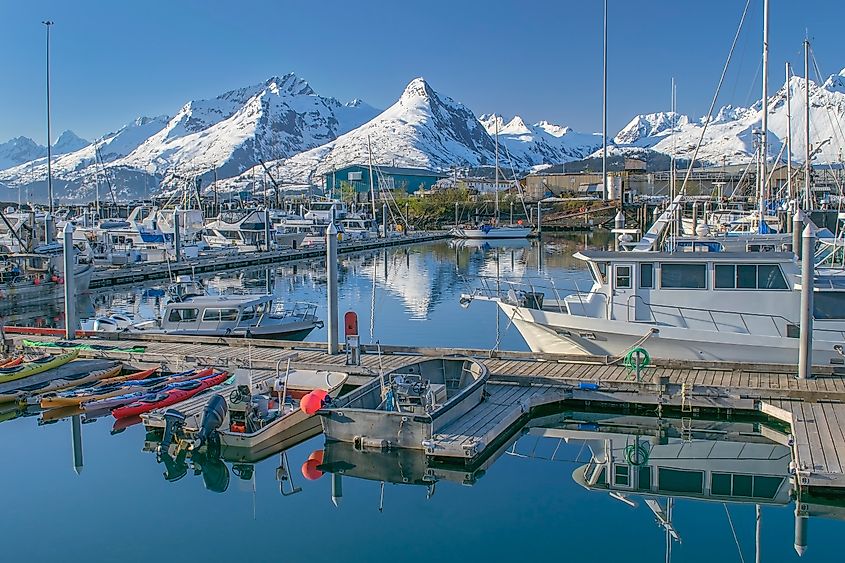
top-left (43, 20), bottom-right (54, 215)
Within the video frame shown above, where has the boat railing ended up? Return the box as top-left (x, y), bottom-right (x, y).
top-left (623, 294), bottom-right (792, 337)
top-left (462, 275), bottom-right (597, 314)
top-left (271, 301), bottom-right (318, 320)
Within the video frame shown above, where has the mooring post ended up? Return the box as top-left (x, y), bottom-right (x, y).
top-left (71, 414), bottom-right (83, 475)
top-left (798, 224), bottom-right (815, 380)
top-left (326, 222), bottom-right (339, 355)
top-left (537, 201), bottom-right (542, 237)
top-left (691, 203), bottom-right (699, 235)
top-left (454, 201), bottom-right (459, 228)
top-left (614, 209), bottom-right (624, 251)
top-left (45, 212), bottom-right (55, 244)
top-left (62, 223), bottom-right (76, 340)
top-left (173, 207), bottom-right (181, 263)
top-left (381, 202), bottom-right (388, 238)
top-left (794, 508), bottom-right (808, 557)
top-left (331, 472), bottom-right (343, 507)
top-left (792, 208), bottom-right (803, 258)
top-left (264, 208), bottom-right (272, 252)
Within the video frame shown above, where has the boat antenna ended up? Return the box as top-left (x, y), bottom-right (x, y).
top-left (43, 20), bottom-right (54, 215)
top-left (601, 0), bottom-right (608, 201)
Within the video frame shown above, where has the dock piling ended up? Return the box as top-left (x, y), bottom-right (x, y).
top-left (173, 207), bottom-right (182, 263)
top-left (62, 222), bottom-right (76, 340)
top-left (326, 222), bottom-right (339, 355)
top-left (798, 224), bottom-right (815, 380)
top-left (381, 202), bottom-right (388, 238)
top-left (264, 208), bottom-right (272, 252)
top-left (537, 201), bottom-right (542, 236)
top-left (792, 208), bottom-right (803, 258)
top-left (71, 414), bottom-right (83, 475)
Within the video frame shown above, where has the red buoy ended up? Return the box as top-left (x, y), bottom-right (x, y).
top-left (301, 450), bottom-right (325, 480)
top-left (300, 391), bottom-right (324, 415)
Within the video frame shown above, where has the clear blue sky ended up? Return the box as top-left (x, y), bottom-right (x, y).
top-left (1, 0), bottom-right (842, 143)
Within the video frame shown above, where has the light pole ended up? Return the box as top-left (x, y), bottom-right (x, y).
top-left (43, 20), bottom-right (54, 215)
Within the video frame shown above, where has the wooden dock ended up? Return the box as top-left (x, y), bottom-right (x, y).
top-left (12, 333), bottom-right (845, 493)
top-left (90, 231), bottom-right (448, 288)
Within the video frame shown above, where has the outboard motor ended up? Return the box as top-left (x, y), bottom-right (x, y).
top-left (160, 409), bottom-right (187, 451)
top-left (196, 394), bottom-right (228, 447)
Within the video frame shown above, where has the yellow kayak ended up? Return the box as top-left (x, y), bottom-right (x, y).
top-left (0, 350), bottom-right (79, 384)
top-left (38, 364), bottom-right (124, 408)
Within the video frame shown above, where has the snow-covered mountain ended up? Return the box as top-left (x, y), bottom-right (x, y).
top-left (0, 74), bottom-right (380, 201)
top-left (228, 78), bottom-right (602, 187)
top-left (0, 129), bottom-right (89, 171)
top-left (478, 114), bottom-right (601, 165)
top-left (609, 71), bottom-right (845, 166)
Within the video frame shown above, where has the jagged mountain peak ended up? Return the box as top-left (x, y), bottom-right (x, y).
top-left (53, 130), bottom-right (89, 154)
top-left (400, 77), bottom-right (434, 101)
top-left (264, 73), bottom-right (315, 97)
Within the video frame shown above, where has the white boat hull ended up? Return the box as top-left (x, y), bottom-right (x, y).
top-left (451, 226), bottom-right (532, 239)
top-left (499, 301), bottom-right (844, 367)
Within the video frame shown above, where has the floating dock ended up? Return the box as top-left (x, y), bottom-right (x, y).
top-left (12, 333), bottom-right (845, 494)
top-left (90, 231), bottom-right (448, 288)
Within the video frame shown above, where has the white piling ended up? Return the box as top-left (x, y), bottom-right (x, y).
top-left (792, 208), bottom-right (803, 258)
top-left (794, 510), bottom-right (808, 557)
top-left (455, 201), bottom-right (459, 228)
top-left (264, 208), bottom-right (272, 252)
top-left (537, 201), bottom-right (543, 236)
top-left (62, 223), bottom-right (76, 340)
top-left (45, 212), bottom-right (55, 244)
top-left (331, 472), bottom-right (343, 507)
top-left (173, 207), bottom-right (181, 263)
top-left (691, 203), bottom-right (699, 235)
top-left (614, 209), bottom-right (624, 251)
top-left (381, 202), bottom-right (388, 238)
top-left (326, 222), bottom-right (339, 355)
top-left (798, 224), bottom-right (815, 380)
top-left (71, 414), bottom-right (83, 475)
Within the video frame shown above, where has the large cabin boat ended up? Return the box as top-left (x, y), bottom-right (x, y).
top-left (130, 293), bottom-right (322, 340)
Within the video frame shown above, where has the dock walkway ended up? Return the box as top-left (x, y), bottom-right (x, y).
top-left (12, 334), bottom-right (845, 492)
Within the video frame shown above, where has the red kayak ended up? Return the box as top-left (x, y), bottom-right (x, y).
top-left (112, 371), bottom-right (229, 419)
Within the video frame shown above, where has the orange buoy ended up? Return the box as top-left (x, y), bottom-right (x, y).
top-left (301, 449), bottom-right (325, 480)
top-left (299, 391), bottom-right (324, 415)
top-left (311, 389), bottom-right (329, 402)
top-left (33, 277), bottom-right (41, 286)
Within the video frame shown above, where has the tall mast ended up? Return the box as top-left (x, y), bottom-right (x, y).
top-left (759, 0), bottom-right (769, 221)
top-left (43, 20), bottom-right (54, 214)
top-left (602, 0), bottom-right (608, 200)
top-left (804, 39), bottom-right (811, 210)
top-left (786, 62), bottom-right (793, 201)
top-left (494, 118), bottom-right (499, 222)
top-left (367, 135), bottom-right (377, 220)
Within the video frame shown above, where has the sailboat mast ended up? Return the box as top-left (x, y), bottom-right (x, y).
top-left (494, 119), bottom-right (499, 222)
top-left (759, 0), bottom-right (769, 219)
top-left (602, 0), bottom-right (608, 201)
top-left (43, 20), bottom-right (54, 215)
top-left (786, 62), bottom-right (793, 201)
top-left (367, 135), bottom-right (377, 221)
top-left (804, 39), bottom-right (811, 210)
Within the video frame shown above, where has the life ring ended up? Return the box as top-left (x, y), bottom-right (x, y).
top-left (580, 206), bottom-right (587, 213)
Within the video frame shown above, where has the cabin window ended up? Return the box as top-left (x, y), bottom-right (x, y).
top-left (639, 264), bottom-right (654, 288)
top-left (202, 308), bottom-right (240, 322)
top-left (714, 264), bottom-right (788, 290)
top-left (814, 292), bottom-right (845, 319)
top-left (660, 263), bottom-right (706, 289)
top-left (613, 464), bottom-right (630, 486)
top-left (596, 262), bottom-right (608, 284)
top-left (615, 266), bottom-right (632, 289)
top-left (240, 306), bottom-right (256, 321)
top-left (658, 468), bottom-right (703, 494)
top-left (711, 473), bottom-right (784, 499)
top-left (168, 308), bottom-right (199, 323)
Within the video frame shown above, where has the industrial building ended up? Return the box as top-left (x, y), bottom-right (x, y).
top-left (323, 165), bottom-right (446, 200)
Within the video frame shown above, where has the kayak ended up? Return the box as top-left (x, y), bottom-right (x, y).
top-left (112, 371), bottom-right (230, 419)
top-left (22, 363), bottom-right (123, 405)
top-left (21, 339), bottom-right (146, 354)
top-left (0, 357), bottom-right (23, 369)
top-left (0, 350), bottom-right (80, 384)
top-left (86, 368), bottom-right (215, 412)
top-left (41, 367), bottom-right (209, 409)
top-left (97, 367), bottom-right (159, 386)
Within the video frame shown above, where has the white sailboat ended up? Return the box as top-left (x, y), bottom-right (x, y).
top-left (451, 119), bottom-right (532, 239)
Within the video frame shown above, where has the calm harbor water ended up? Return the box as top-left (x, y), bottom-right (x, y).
top-left (1, 233), bottom-right (843, 562)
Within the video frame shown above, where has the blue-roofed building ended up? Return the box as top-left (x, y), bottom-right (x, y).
top-left (323, 165), bottom-right (446, 200)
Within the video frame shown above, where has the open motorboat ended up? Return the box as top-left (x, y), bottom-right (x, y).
top-left (318, 357), bottom-right (489, 450)
top-left (450, 224), bottom-right (533, 239)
